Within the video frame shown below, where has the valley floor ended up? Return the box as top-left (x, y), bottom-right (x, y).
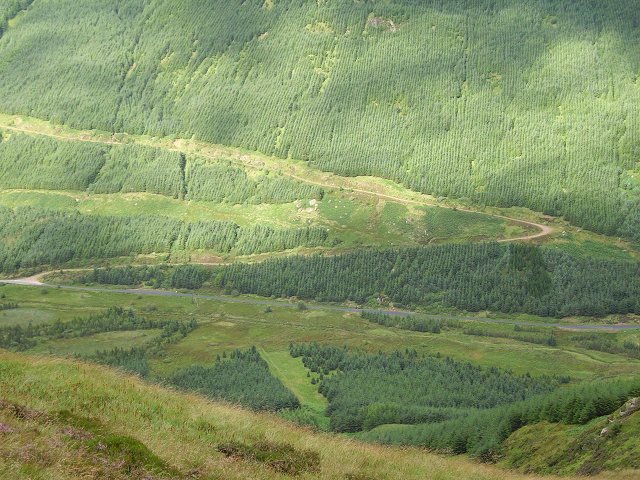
top-left (2, 277), bottom-right (640, 332)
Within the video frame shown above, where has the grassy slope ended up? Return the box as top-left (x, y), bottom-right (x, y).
top-left (259, 348), bottom-right (331, 429)
top-left (0, 350), bottom-right (596, 480)
top-left (0, 188), bottom-right (524, 252)
top-left (501, 406), bottom-right (640, 475)
top-left (259, 348), bottom-right (328, 413)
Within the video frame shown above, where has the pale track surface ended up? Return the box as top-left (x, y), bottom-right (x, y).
top-left (286, 172), bottom-right (554, 242)
top-left (0, 120), bottom-right (554, 243)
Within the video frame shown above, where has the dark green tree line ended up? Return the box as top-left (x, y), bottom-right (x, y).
top-left (290, 343), bottom-right (557, 433)
top-left (215, 244), bottom-right (640, 317)
top-left (361, 312), bottom-right (461, 333)
top-left (0, 133), bottom-right (323, 204)
top-left (169, 346), bottom-right (300, 411)
top-left (363, 378), bottom-right (640, 461)
top-left (0, 306), bottom-right (196, 351)
top-left (0, 206), bottom-right (331, 272)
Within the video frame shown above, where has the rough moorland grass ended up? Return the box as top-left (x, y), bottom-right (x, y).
top-left (0, 189), bottom-right (301, 227)
top-left (0, 351), bottom-right (638, 480)
top-left (259, 348), bottom-right (330, 430)
top-left (26, 329), bottom-right (163, 356)
top-left (1, 284), bottom-right (639, 383)
top-left (0, 352), bottom-right (637, 480)
top-left (421, 206), bottom-right (528, 242)
top-left (217, 440), bottom-right (321, 476)
top-left (259, 349), bottom-right (328, 413)
top-left (501, 404), bottom-right (640, 475)
top-left (0, 402), bottom-right (179, 479)
top-left (0, 187), bottom-right (526, 256)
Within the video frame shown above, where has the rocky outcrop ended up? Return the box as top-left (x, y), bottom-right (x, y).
top-left (600, 397), bottom-right (638, 436)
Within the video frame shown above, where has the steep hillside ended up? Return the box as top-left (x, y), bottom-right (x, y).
top-left (0, 122), bottom-right (558, 272)
top-left (0, 350), bottom-right (612, 480)
top-left (0, 2), bottom-right (639, 478)
top-left (0, 1), bottom-right (637, 239)
top-left (502, 398), bottom-right (640, 475)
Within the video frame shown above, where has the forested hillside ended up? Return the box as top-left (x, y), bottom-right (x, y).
top-left (0, 0), bottom-right (638, 239)
top-left (363, 376), bottom-right (640, 459)
top-left (289, 343), bottom-right (640, 460)
top-left (0, 132), bottom-right (324, 204)
top-left (290, 343), bottom-right (557, 433)
top-left (216, 244), bottom-right (640, 317)
top-left (77, 243), bottom-right (640, 317)
top-left (0, 206), bottom-right (330, 272)
top-left (1, 2), bottom-right (640, 478)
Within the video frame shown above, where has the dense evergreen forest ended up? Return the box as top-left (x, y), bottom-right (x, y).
top-left (80, 264), bottom-right (212, 290)
top-left (0, 206), bottom-right (329, 272)
top-left (288, 343), bottom-right (640, 460)
top-left (290, 343), bottom-right (558, 433)
top-left (169, 347), bottom-right (300, 411)
top-left (0, 1), bottom-right (637, 240)
top-left (363, 377), bottom-right (640, 460)
top-left (88, 346), bottom-right (151, 377)
top-left (0, 133), bottom-right (323, 204)
top-left (78, 243), bottom-right (640, 318)
top-left (216, 244), bottom-right (640, 317)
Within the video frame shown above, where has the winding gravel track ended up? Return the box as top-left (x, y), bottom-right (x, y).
top-left (0, 120), bottom-right (599, 331)
top-left (286, 173), bottom-right (554, 242)
top-left (1, 123), bottom-right (554, 243)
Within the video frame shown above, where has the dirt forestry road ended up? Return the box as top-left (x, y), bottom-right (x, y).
top-left (0, 119), bottom-right (554, 243)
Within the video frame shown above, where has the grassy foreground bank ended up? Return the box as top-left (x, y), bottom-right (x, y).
top-left (1, 351), bottom-right (637, 480)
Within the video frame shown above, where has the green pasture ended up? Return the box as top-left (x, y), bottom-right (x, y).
top-left (27, 329), bottom-right (163, 357)
top-left (2, 285), bottom-right (638, 392)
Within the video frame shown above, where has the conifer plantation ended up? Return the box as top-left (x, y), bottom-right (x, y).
top-left (0, 0), bottom-right (638, 239)
top-left (0, 1), bottom-right (639, 479)
top-left (216, 244), bottom-right (640, 317)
